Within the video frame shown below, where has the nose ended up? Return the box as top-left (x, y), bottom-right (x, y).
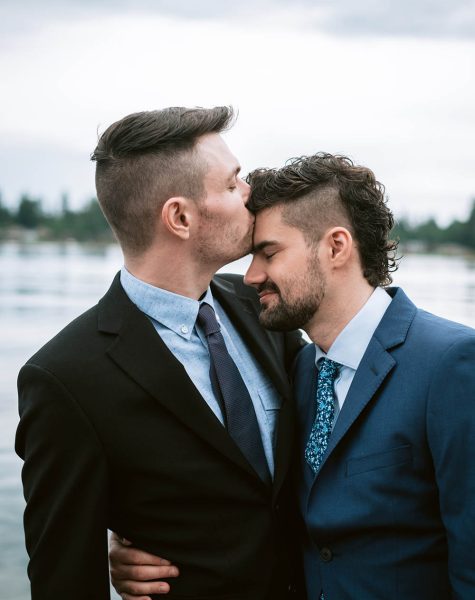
top-left (240, 178), bottom-right (251, 205)
top-left (244, 256), bottom-right (266, 288)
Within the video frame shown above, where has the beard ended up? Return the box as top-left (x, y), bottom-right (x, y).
top-left (257, 258), bottom-right (325, 331)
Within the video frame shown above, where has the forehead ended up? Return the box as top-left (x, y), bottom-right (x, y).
top-left (195, 133), bottom-right (239, 175)
top-left (253, 206), bottom-right (303, 245)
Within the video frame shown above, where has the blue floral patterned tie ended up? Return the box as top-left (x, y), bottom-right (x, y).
top-left (305, 358), bottom-right (341, 600)
top-left (305, 357), bottom-right (341, 474)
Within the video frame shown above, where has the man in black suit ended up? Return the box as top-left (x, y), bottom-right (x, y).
top-left (16, 107), bottom-right (304, 600)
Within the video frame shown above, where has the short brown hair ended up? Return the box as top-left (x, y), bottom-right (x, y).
top-left (91, 106), bottom-right (235, 255)
top-left (247, 153), bottom-right (398, 287)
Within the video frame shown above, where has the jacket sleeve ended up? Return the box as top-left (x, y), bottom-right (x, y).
top-left (15, 363), bottom-right (111, 600)
top-left (426, 334), bottom-right (475, 598)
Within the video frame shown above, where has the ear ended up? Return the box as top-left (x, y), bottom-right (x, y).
top-left (161, 197), bottom-right (192, 240)
top-left (324, 226), bottom-right (353, 268)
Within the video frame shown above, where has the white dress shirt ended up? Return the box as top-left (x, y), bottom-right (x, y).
top-left (314, 287), bottom-right (392, 425)
top-left (120, 267), bottom-right (281, 475)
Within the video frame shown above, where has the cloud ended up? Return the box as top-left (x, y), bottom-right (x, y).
top-left (0, 3), bottom-right (473, 224)
top-left (1, 0), bottom-right (474, 40)
top-left (303, 0), bottom-right (475, 39)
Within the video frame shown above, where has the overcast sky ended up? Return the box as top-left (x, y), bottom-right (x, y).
top-left (1, 0), bottom-right (474, 223)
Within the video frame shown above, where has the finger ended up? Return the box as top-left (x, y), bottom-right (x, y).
top-left (110, 531), bottom-right (133, 547)
top-left (111, 545), bottom-right (174, 567)
top-left (119, 537), bottom-right (133, 546)
top-left (110, 531), bottom-right (126, 543)
top-left (111, 564), bottom-right (179, 582)
top-left (116, 580), bottom-right (171, 596)
top-left (121, 595), bottom-right (152, 600)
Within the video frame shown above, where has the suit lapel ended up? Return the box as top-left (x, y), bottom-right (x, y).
top-left (211, 276), bottom-right (295, 496)
top-left (321, 339), bottom-right (396, 469)
top-left (98, 274), bottom-right (267, 487)
top-left (306, 288), bottom-right (417, 493)
top-left (272, 386), bottom-right (296, 500)
top-left (297, 346), bottom-right (318, 447)
top-left (211, 276), bottom-right (291, 400)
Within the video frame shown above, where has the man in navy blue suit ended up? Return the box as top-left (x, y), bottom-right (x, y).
top-left (110, 152), bottom-right (475, 599)
top-left (244, 152), bottom-right (475, 599)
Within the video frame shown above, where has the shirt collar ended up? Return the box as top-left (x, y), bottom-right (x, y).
top-left (314, 287), bottom-right (392, 370)
top-left (120, 266), bottom-right (216, 340)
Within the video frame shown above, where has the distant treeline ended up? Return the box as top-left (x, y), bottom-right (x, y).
top-left (394, 198), bottom-right (475, 250)
top-left (1, 193), bottom-right (475, 250)
top-left (0, 194), bottom-right (113, 242)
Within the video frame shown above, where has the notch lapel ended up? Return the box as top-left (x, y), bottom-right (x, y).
top-left (305, 287), bottom-right (417, 501)
top-left (271, 384), bottom-right (296, 500)
top-left (98, 274), bottom-right (268, 487)
top-left (322, 340), bottom-right (396, 466)
top-left (211, 276), bottom-right (295, 497)
top-left (211, 276), bottom-right (292, 401)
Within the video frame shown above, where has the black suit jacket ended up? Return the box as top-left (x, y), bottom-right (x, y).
top-left (16, 273), bottom-right (305, 600)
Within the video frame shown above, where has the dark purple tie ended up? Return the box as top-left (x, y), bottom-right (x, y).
top-left (197, 302), bottom-right (271, 485)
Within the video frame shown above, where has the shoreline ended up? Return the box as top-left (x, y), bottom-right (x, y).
top-left (2, 234), bottom-right (475, 259)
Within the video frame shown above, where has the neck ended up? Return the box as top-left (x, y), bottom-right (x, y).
top-left (124, 244), bottom-right (219, 300)
top-left (305, 277), bottom-right (375, 353)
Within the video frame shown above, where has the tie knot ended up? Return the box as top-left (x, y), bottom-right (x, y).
top-left (197, 302), bottom-right (221, 336)
top-left (318, 358), bottom-right (342, 381)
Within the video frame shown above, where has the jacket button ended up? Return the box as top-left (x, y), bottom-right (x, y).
top-left (319, 547), bottom-right (333, 562)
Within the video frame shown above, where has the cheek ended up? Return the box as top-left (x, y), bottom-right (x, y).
top-left (276, 267), bottom-right (305, 298)
top-left (229, 193), bottom-right (249, 212)
top-left (230, 208), bottom-right (252, 233)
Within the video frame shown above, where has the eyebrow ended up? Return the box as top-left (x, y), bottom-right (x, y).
top-left (226, 166), bottom-right (241, 182)
top-left (251, 240), bottom-right (279, 254)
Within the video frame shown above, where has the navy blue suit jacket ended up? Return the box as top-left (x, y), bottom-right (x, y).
top-left (295, 287), bottom-right (475, 599)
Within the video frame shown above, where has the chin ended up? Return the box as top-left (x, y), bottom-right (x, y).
top-left (258, 301), bottom-right (310, 332)
top-left (259, 316), bottom-right (289, 332)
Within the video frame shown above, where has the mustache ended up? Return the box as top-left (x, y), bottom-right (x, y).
top-left (257, 281), bottom-right (280, 295)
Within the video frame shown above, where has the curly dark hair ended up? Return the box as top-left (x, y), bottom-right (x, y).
top-left (247, 153), bottom-right (398, 287)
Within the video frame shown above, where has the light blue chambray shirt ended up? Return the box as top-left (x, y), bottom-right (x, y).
top-left (120, 267), bottom-right (281, 476)
top-left (314, 287), bottom-right (392, 428)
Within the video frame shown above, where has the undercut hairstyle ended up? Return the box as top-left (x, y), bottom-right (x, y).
top-left (91, 106), bottom-right (235, 255)
top-left (247, 153), bottom-right (398, 287)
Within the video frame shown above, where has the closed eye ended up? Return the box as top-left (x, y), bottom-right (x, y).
top-left (252, 240), bottom-right (281, 257)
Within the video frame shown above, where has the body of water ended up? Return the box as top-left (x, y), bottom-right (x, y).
top-left (1, 242), bottom-right (475, 600)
